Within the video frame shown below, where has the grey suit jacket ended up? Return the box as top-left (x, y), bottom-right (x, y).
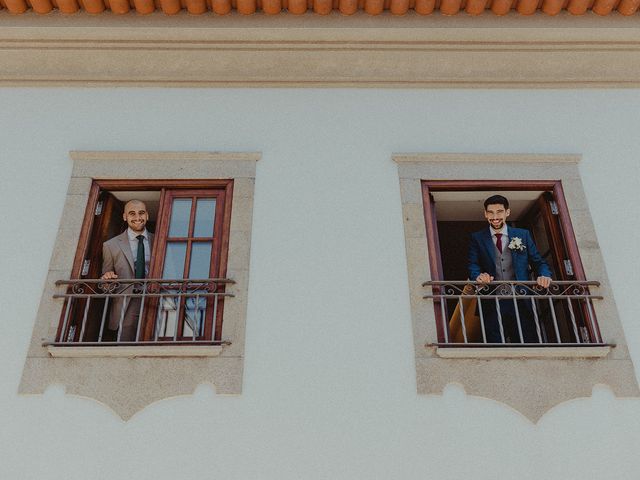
top-left (102, 231), bottom-right (154, 331)
top-left (102, 230), bottom-right (154, 279)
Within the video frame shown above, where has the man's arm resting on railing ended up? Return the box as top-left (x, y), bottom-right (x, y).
top-left (467, 235), bottom-right (493, 283)
top-left (468, 233), bottom-right (494, 283)
top-left (524, 230), bottom-right (552, 288)
top-left (101, 242), bottom-right (118, 280)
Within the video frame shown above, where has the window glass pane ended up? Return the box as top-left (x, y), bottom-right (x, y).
top-left (188, 242), bottom-right (212, 279)
top-left (158, 295), bottom-right (179, 339)
top-left (168, 199), bottom-right (192, 237)
top-left (193, 198), bottom-right (216, 238)
top-left (163, 242), bottom-right (187, 279)
top-left (183, 296), bottom-right (207, 338)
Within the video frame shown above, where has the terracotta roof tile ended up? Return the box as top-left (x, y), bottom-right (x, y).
top-left (81, 0), bottom-right (106, 13)
top-left (31, 0), bottom-right (54, 13)
top-left (56, 0), bottom-right (81, 12)
top-left (287, 0), bottom-right (307, 13)
top-left (108, 0), bottom-right (130, 13)
top-left (5, 0), bottom-right (29, 13)
top-left (566, 0), bottom-right (591, 14)
top-left (364, 0), bottom-right (384, 15)
top-left (262, 0), bottom-right (281, 13)
top-left (617, 0), bottom-right (640, 14)
top-left (211, 0), bottom-right (232, 14)
top-left (541, 0), bottom-right (564, 15)
top-left (465, 0), bottom-right (489, 15)
top-left (0, 0), bottom-right (636, 15)
top-left (516, 0), bottom-right (539, 14)
top-left (160, 0), bottom-right (181, 14)
top-left (186, 0), bottom-right (207, 14)
top-left (439, 0), bottom-right (461, 14)
top-left (133, 0), bottom-right (154, 12)
top-left (490, 0), bottom-right (515, 14)
top-left (389, 0), bottom-right (410, 14)
top-left (339, 0), bottom-right (358, 12)
top-left (314, 0), bottom-right (332, 13)
top-left (592, 0), bottom-right (618, 14)
top-left (236, 0), bottom-right (256, 14)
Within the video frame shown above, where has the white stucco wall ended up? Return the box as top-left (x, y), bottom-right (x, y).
top-left (1, 89), bottom-right (639, 479)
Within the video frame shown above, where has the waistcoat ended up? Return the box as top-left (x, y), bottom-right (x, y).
top-left (493, 242), bottom-right (515, 281)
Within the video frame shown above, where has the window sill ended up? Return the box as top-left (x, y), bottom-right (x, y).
top-left (46, 345), bottom-right (224, 358)
top-left (433, 345), bottom-right (612, 359)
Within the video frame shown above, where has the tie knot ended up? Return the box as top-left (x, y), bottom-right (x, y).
top-left (136, 234), bottom-right (144, 241)
top-left (495, 233), bottom-right (502, 240)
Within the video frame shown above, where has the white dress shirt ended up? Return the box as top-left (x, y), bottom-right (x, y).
top-left (127, 228), bottom-right (151, 275)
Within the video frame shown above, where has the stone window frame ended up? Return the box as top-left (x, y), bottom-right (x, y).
top-left (394, 153), bottom-right (639, 422)
top-left (20, 151), bottom-right (259, 420)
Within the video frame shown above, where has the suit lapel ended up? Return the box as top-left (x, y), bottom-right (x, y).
top-left (117, 232), bottom-right (135, 273)
top-left (507, 228), bottom-right (522, 257)
top-left (481, 229), bottom-right (496, 264)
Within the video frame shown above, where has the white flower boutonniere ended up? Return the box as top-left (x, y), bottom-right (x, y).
top-left (508, 237), bottom-right (526, 252)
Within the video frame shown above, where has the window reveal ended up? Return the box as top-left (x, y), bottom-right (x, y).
top-left (55, 180), bottom-right (234, 346)
top-left (420, 180), bottom-right (603, 346)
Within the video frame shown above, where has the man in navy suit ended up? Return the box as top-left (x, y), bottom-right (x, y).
top-left (468, 195), bottom-right (552, 343)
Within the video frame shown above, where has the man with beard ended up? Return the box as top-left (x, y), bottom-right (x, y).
top-left (468, 195), bottom-right (551, 343)
top-left (101, 199), bottom-right (154, 341)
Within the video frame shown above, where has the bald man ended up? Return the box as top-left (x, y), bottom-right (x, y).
top-left (101, 200), bottom-right (154, 341)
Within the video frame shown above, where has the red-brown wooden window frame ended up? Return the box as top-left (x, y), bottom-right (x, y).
top-left (421, 179), bottom-right (595, 343)
top-left (60, 179), bottom-right (234, 342)
top-left (150, 188), bottom-right (228, 341)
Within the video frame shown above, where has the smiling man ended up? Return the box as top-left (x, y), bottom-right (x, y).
top-left (467, 194), bottom-right (552, 343)
top-left (101, 200), bottom-right (154, 341)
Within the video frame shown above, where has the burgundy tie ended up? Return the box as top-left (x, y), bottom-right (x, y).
top-left (495, 233), bottom-right (503, 253)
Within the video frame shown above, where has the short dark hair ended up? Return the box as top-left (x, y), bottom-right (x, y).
top-left (484, 194), bottom-right (509, 210)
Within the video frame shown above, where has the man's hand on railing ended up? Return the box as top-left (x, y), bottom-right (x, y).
top-left (476, 273), bottom-right (494, 283)
top-left (536, 276), bottom-right (552, 288)
top-left (101, 271), bottom-right (118, 280)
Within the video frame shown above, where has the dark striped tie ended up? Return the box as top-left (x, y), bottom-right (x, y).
top-left (495, 233), bottom-right (503, 253)
top-left (135, 235), bottom-right (145, 279)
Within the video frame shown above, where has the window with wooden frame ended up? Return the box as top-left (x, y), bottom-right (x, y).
top-left (421, 180), bottom-right (604, 347)
top-left (395, 154), bottom-right (637, 422)
top-left (21, 151), bottom-right (258, 417)
top-left (55, 179), bottom-right (234, 346)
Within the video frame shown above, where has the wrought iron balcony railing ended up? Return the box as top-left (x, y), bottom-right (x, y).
top-left (422, 280), bottom-right (604, 346)
top-left (47, 278), bottom-right (234, 346)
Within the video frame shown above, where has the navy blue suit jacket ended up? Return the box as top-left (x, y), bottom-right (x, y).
top-left (468, 227), bottom-right (552, 281)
